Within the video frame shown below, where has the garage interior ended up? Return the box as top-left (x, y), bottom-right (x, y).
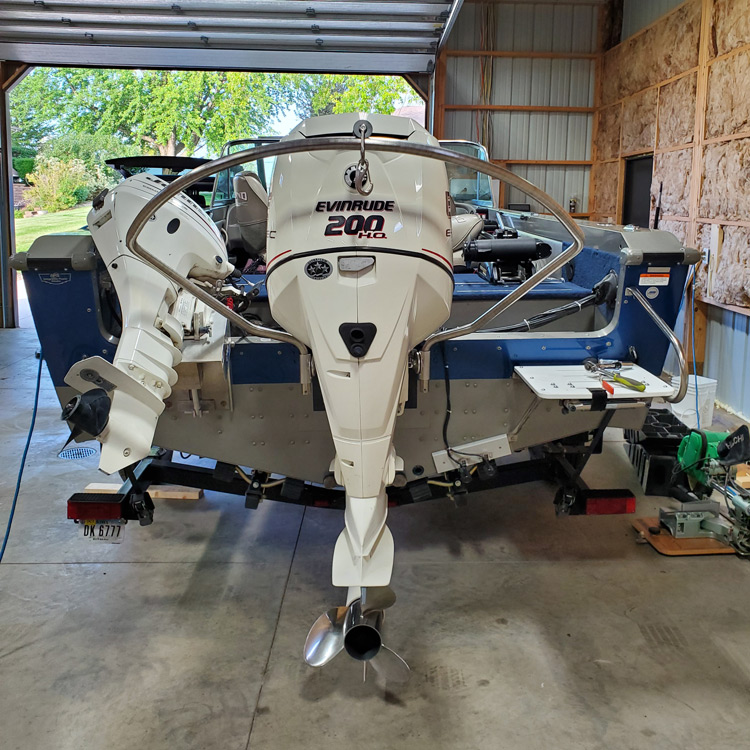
top-left (1, 1), bottom-right (750, 748)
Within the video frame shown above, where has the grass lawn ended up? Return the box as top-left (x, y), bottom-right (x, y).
top-left (13, 205), bottom-right (90, 254)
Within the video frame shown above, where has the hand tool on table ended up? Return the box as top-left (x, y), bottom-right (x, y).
top-left (583, 358), bottom-right (646, 392)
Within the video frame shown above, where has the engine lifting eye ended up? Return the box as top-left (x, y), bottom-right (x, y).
top-left (344, 164), bottom-right (367, 190)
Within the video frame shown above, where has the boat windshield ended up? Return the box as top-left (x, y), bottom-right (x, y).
top-left (440, 141), bottom-right (494, 207)
top-left (211, 138), bottom-right (279, 206)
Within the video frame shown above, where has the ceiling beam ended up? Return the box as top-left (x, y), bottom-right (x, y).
top-left (437, 0), bottom-right (463, 51)
top-left (0, 27), bottom-right (440, 52)
top-left (0, 1), bottom-right (451, 16)
top-left (404, 73), bottom-right (430, 101)
top-left (0, 13), bottom-right (443, 33)
top-left (0, 43), bottom-right (437, 74)
top-left (0, 60), bottom-right (29, 91)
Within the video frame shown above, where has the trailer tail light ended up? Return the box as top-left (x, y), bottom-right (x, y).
top-left (583, 489), bottom-right (636, 515)
top-left (67, 493), bottom-right (126, 521)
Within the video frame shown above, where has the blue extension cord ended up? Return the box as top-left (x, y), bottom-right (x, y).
top-left (677, 267), bottom-right (701, 431)
top-left (690, 277), bottom-right (701, 430)
top-left (0, 352), bottom-right (44, 564)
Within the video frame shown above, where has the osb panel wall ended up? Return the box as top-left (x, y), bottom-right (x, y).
top-left (621, 88), bottom-right (657, 154)
top-left (706, 49), bottom-right (750, 139)
top-left (600, 0), bottom-right (701, 106)
top-left (657, 73), bottom-right (697, 148)
top-left (594, 104), bottom-right (621, 160)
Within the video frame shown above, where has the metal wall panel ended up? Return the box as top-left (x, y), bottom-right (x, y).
top-left (621, 0), bottom-right (685, 41)
top-left (444, 57), bottom-right (594, 109)
top-left (504, 165), bottom-right (590, 212)
top-left (448, 2), bottom-right (599, 53)
top-left (444, 2), bottom-right (597, 210)
top-left (705, 307), bottom-right (750, 420)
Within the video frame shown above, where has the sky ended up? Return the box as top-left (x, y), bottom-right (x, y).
top-left (269, 108), bottom-right (302, 137)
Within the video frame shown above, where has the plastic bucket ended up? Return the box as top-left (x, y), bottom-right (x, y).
top-left (670, 375), bottom-right (718, 429)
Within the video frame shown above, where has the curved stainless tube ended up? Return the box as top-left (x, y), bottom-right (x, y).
top-left (124, 137), bottom-right (585, 387)
top-left (628, 286), bottom-right (688, 403)
top-left (421, 232), bottom-right (584, 345)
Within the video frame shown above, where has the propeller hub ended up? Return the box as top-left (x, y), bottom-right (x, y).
top-left (303, 587), bottom-right (410, 681)
top-left (344, 624), bottom-right (382, 661)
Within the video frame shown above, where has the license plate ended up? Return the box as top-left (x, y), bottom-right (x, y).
top-left (80, 520), bottom-right (125, 544)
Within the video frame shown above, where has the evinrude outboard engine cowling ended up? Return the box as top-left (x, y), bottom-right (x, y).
top-left (266, 114), bottom-right (453, 590)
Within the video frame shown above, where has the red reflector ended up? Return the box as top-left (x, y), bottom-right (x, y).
top-left (67, 493), bottom-right (125, 521)
top-left (584, 492), bottom-right (636, 515)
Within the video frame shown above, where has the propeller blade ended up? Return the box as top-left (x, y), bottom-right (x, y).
top-left (361, 586), bottom-right (396, 613)
top-left (369, 644), bottom-right (410, 684)
top-left (303, 607), bottom-right (347, 667)
top-left (58, 426), bottom-right (83, 453)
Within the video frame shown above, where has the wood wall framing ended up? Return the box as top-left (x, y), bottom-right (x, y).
top-left (590, 0), bottom-right (750, 313)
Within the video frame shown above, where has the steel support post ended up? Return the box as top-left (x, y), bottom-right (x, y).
top-left (0, 61), bottom-right (30, 328)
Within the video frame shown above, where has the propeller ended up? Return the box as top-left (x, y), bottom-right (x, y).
top-left (303, 606), bottom-right (347, 667)
top-left (368, 644), bottom-right (410, 683)
top-left (303, 587), bottom-right (410, 683)
top-left (59, 388), bottom-right (111, 451)
top-left (361, 585), bottom-right (397, 612)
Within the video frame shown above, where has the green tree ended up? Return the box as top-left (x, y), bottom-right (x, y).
top-left (12, 157), bottom-right (35, 183)
top-left (40, 131), bottom-right (140, 186)
top-left (25, 157), bottom-right (91, 212)
top-left (9, 68), bottom-right (60, 154)
top-left (278, 74), bottom-right (419, 119)
top-left (11, 68), bottom-right (282, 157)
top-left (58, 69), bottom-right (283, 156)
top-left (10, 68), bottom-right (420, 157)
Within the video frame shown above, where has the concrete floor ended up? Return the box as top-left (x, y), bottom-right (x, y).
top-left (1, 321), bottom-right (750, 750)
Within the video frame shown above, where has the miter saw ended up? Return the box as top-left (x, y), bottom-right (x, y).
top-left (662, 424), bottom-right (750, 555)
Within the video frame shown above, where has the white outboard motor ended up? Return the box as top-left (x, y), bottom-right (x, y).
top-left (64, 174), bottom-right (233, 475)
top-left (266, 114), bottom-right (453, 595)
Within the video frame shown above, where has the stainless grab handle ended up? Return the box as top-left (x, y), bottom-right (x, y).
top-left (421, 228), bottom-right (583, 356)
top-left (627, 286), bottom-right (688, 404)
top-left (124, 137), bottom-right (585, 389)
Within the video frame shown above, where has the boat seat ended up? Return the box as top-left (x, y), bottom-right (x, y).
top-left (451, 213), bottom-right (484, 266)
top-left (233, 171), bottom-right (268, 256)
top-left (452, 274), bottom-right (591, 301)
